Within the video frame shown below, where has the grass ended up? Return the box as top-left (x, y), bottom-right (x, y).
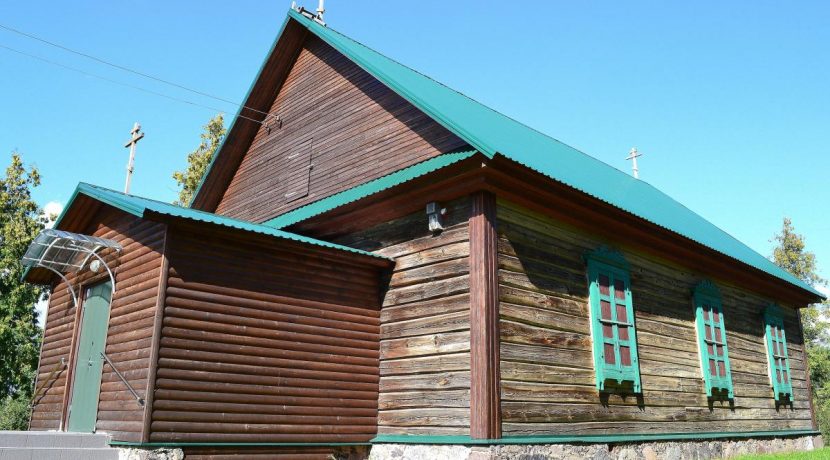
top-left (733, 447), bottom-right (830, 459)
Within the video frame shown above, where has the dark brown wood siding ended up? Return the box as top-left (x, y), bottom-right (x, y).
top-left (496, 199), bottom-right (812, 436)
top-left (214, 34), bottom-right (467, 223)
top-left (335, 197), bottom-right (472, 436)
top-left (149, 224), bottom-right (384, 443)
top-left (30, 207), bottom-right (165, 442)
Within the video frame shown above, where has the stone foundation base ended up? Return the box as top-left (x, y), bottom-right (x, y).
top-left (117, 447), bottom-right (184, 460)
top-left (368, 435), bottom-right (817, 460)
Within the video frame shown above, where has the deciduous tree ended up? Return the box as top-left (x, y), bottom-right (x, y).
top-left (771, 217), bottom-right (830, 435)
top-left (0, 152), bottom-right (46, 428)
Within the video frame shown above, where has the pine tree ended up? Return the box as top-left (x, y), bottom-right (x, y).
top-left (172, 114), bottom-right (226, 206)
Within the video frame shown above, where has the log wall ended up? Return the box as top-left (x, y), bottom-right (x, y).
top-left (30, 207), bottom-right (165, 442)
top-left (496, 199), bottom-right (813, 436)
top-left (149, 224), bottom-right (384, 443)
top-left (335, 197), bottom-right (473, 436)
top-left (214, 34), bottom-right (467, 223)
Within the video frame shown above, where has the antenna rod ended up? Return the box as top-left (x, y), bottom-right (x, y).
top-left (626, 147), bottom-right (642, 179)
top-left (123, 122), bottom-right (144, 194)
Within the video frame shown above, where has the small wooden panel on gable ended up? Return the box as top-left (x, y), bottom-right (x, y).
top-left (215, 34), bottom-right (467, 223)
top-left (283, 137), bottom-right (313, 202)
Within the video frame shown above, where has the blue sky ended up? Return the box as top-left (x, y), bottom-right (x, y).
top-left (1, 1), bottom-right (828, 284)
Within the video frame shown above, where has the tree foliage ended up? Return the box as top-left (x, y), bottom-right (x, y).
top-left (0, 153), bottom-right (45, 428)
top-left (172, 114), bottom-right (226, 206)
top-left (773, 218), bottom-right (825, 288)
top-left (771, 217), bottom-right (830, 436)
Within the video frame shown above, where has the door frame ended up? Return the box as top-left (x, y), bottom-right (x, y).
top-left (61, 277), bottom-right (113, 431)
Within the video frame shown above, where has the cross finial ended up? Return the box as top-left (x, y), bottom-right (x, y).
top-left (123, 122), bottom-right (145, 194)
top-left (626, 147), bottom-right (642, 179)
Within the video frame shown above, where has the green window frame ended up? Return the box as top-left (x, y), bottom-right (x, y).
top-left (586, 248), bottom-right (641, 393)
top-left (763, 304), bottom-right (793, 401)
top-left (693, 281), bottom-right (734, 398)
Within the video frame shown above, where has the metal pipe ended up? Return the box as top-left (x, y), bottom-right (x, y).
top-left (100, 352), bottom-right (144, 406)
top-left (38, 265), bottom-right (78, 312)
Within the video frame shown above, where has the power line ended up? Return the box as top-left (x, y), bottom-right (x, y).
top-left (0, 22), bottom-right (272, 117)
top-left (0, 43), bottom-right (268, 126)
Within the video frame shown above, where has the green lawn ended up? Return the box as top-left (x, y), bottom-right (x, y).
top-left (733, 447), bottom-right (830, 459)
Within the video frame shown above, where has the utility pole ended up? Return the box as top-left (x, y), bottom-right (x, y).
top-left (626, 147), bottom-right (642, 179)
top-left (123, 122), bottom-right (144, 194)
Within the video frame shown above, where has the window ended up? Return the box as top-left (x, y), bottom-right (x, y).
top-left (693, 281), bottom-right (733, 398)
top-left (586, 248), bottom-right (641, 393)
top-left (764, 304), bottom-right (793, 401)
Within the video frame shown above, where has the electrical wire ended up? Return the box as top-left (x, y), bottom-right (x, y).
top-left (0, 43), bottom-right (269, 126)
top-left (0, 22), bottom-right (273, 117)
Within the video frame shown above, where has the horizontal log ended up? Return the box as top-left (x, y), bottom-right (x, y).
top-left (151, 420), bottom-right (376, 435)
top-left (379, 389), bottom-right (470, 410)
top-left (153, 410), bottom-right (376, 426)
top-left (380, 293), bottom-right (469, 324)
top-left (156, 358), bottom-right (379, 384)
top-left (380, 371), bottom-right (470, 392)
top-left (381, 331), bottom-right (470, 359)
top-left (381, 352), bottom-right (469, 376)
top-left (165, 279), bottom-right (380, 320)
top-left (158, 346), bottom-right (378, 376)
top-left (156, 368), bottom-right (378, 393)
top-left (378, 408), bottom-right (469, 427)
top-left (151, 399), bottom-right (377, 417)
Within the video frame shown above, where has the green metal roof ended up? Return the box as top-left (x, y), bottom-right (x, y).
top-left (58, 183), bottom-right (390, 261)
top-left (277, 9), bottom-right (821, 298)
top-left (265, 149), bottom-right (477, 229)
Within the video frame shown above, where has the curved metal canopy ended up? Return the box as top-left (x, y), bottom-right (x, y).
top-left (22, 229), bottom-right (122, 273)
top-left (21, 228), bottom-right (122, 308)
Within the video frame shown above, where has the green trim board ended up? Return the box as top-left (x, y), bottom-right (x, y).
top-left (57, 183), bottom-right (390, 261)
top-left (585, 249), bottom-right (642, 393)
top-left (199, 8), bottom-right (821, 299)
top-left (371, 430), bottom-right (820, 445)
top-left (764, 304), bottom-right (794, 401)
top-left (265, 149), bottom-right (478, 229)
top-left (693, 281), bottom-right (734, 398)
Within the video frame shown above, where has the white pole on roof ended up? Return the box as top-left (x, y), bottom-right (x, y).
top-left (317, 0), bottom-right (325, 21)
top-left (626, 147), bottom-right (642, 179)
top-left (123, 122), bottom-right (144, 194)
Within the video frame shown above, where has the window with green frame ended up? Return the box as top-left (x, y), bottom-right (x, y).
top-left (693, 281), bottom-right (733, 398)
top-left (763, 304), bottom-right (793, 401)
top-left (586, 248), bottom-right (641, 393)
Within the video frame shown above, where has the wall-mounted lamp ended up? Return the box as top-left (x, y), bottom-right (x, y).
top-left (426, 202), bottom-right (446, 233)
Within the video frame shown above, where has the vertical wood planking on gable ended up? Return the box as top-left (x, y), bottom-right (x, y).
top-left (496, 199), bottom-right (813, 436)
top-left (214, 34), bottom-right (467, 223)
top-left (335, 197), bottom-right (473, 436)
top-left (30, 207), bottom-right (165, 443)
top-left (469, 191), bottom-right (501, 439)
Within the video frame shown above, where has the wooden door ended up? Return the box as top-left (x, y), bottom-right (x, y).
top-left (66, 281), bottom-right (112, 432)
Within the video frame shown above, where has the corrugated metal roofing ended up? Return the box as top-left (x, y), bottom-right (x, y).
top-left (58, 183), bottom-right (391, 261)
top-left (265, 149), bottom-right (478, 229)
top-left (283, 9), bottom-right (821, 298)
